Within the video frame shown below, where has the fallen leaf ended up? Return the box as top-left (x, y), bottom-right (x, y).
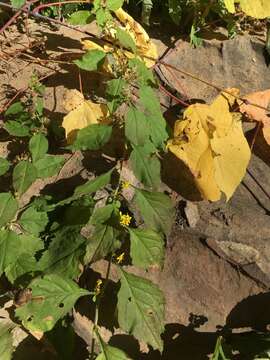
top-left (113, 8), bottom-right (157, 67)
top-left (167, 90), bottom-right (251, 201)
top-left (62, 90), bottom-right (108, 143)
top-left (224, 0), bottom-right (270, 18)
top-left (239, 89), bottom-right (270, 145)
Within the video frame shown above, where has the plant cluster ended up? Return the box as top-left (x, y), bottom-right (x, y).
top-left (1, 0), bottom-right (270, 359)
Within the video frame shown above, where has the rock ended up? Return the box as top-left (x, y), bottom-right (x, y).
top-left (160, 35), bottom-right (270, 102)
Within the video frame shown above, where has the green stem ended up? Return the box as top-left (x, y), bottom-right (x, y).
top-left (90, 255), bottom-right (113, 359)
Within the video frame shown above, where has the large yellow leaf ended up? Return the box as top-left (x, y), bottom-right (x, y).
top-left (211, 114), bottom-right (251, 200)
top-left (167, 91), bottom-right (251, 201)
top-left (224, 0), bottom-right (270, 18)
top-left (224, 0), bottom-right (235, 13)
top-left (62, 90), bottom-right (108, 143)
top-left (239, 89), bottom-right (270, 145)
top-left (239, 0), bottom-right (270, 19)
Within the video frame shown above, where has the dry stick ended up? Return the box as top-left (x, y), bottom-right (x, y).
top-left (159, 83), bottom-right (189, 107)
top-left (247, 167), bottom-right (270, 202)
top-left (32, 0), bottom-right (87, 14)
top-left (250, 121), bottom-right (262, 151)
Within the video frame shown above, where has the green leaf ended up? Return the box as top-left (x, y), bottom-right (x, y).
top-left (128, 58), bottom-right (155, 85)
top-left (5, 254), bottom-right (38, 284)
top-left (117, 269), bottom-right (165, 351)
top-left (38, 227), bottom-right (86, 279)
top-left (84, 223), bottom-right (120, 264)
top-left (116, 28), bottom-right (137, 53)
top-left (146, 114), bottom-right (168, 150)
top-left (4, 121), bottom-right (30, 137)
top-left (0, 323), bottom-right (14, 360)
top-left (34, 155), bottom-right (65, 178)
top-left (10, 0), bottom-right (25, 8)
top-left (19, 207), bottom-right (48, 236)
top-left (129, 228), bottom-right (164, 269)
top-left (134, 189), bottom-right (174, 235)
top-left (139, 86), bottom-right (162, 115)
top-left (90, 204), bottom-right (115, 225)
top-left (56, 169), bottom-right (113, 207)
top-left (68, 10), bottom-right (94, 25)
top-left (13, 161), bottom-right (37, 197)
top-left (96, 8), bottom-right (112, 27)
top-left (72, 124), bottom-right (112, 151)
top-left (0, 230), bottom-right (42, 277)
top-left (29, 133), bottom-right (48, 163)
top-left (106, 78), bottom-right (127, 114)
top-left (75, 169), bottom-right (113, 198)
top-left (125, 107), bottom-right (149, 146)
top-left (15, 275), bottom-right (90, 333)
top-left (130, 146), bottom-right (161, 189)
top-left (0, 158), bottom-right (10, 176)
top-left (168, 0), bottom-right (182, 25)
top-left (5, 101), bottom-right (24, 116)
top-left (0, 193), bottom-right (18, 228)
top-left (74, 50), bottom-right (106, 71)
top-left (96, 342), bottom-right (128, 360)
top-left (107, 0), bottom-right (124, 11)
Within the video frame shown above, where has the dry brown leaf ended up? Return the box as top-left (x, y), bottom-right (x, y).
top-left (167, 90), bottom-right (251, 201)
top-left (62, 90), bottom-right (108, 143)
top-left (239, 89), bottom-right (270, 145)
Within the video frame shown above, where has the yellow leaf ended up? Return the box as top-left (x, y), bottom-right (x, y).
top-left (239, 89), bottom-right (270, 145)
top-left (167, 90), bottom-right (251, 201)
top-left (224, 0), bottom-right (235, 13)
top-left (62, 90), bottom-right (108, 143)
top-left (239, 0), bottom-right (270, 19)
top-left (211, 114), bottom-right (251, 200)
top-left (113, 8), bottom-right (157, 67)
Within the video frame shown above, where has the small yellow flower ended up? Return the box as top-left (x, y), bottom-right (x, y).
top-left (121, 181), bottom-right (130, 190)
top-left (95, 279), bottom-right (103, 296)
top-left (119, 211), bottom-right (132, 227)
top-left (116, 252), bottom-right (125, 264)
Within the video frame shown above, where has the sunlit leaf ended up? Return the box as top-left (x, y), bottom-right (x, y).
top-left (19, 207), bottom-right (48, 236)
top-left (13, 161), bottom-right (37, 196)
top-left (74, 50), bottom-right (106, 71)
top-left (68, 10), bottom-right (94, 25)
top-left (62, 90), bottom-right (108, 143)
top-left (29, 133), bottom-right (48, 163)
top-left (117, 269), bottom-right (165, 351)
top-left (0, 193), bottom-right (18, 228)
top-left (34, 155), bottom-right (65, 179)
top-left (129, 228), bottom-right (164, 269)
top-left (16, 275), bottom-right (90, 332)
top-left (0, 158), bottom-right (10, 176)
top-left (167, 90), bottom-right (251, 201)
top-left (239, 89), bottom-right (270, 145)
top-left (134, 189), bottom-right (174, 235)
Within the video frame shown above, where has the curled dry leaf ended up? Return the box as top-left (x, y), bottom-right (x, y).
top-left (62, 89), bottom-right (108, 143)
top-left (81, 8), bottom-right (157, 69)
top-left (113, 8), bottom-right (157, 67)
top-left (239, 89), bottom-right (270, 145)
top-left (167, 89), bottom-right (251, 201)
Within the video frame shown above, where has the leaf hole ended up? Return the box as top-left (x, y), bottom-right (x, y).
top-left (27, 316), bottom-right (33, 322)
top-left (59, 302), bottom-right (64, 308)
top-left (128, 297), bottom-right (132, 302)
